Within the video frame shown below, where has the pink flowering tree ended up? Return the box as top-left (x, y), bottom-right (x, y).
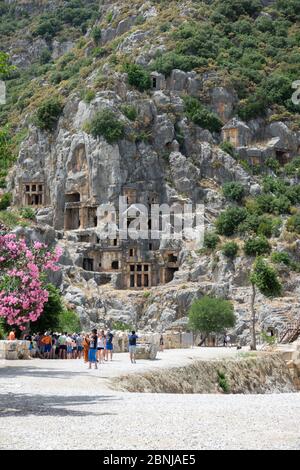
top-left (0, 232), bottom-right (62, 330)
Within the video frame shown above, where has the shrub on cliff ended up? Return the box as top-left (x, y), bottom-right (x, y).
top-left (121, 104), bottom-right (137, 121)
top-left (89, 109), bottom-right (125, 144)
top-left (286, 213), bottom-right (300, 234)
top-left (123, 63), bottom-right (151, 92)
top-left (35, 98), bottom-right (64, 131)
top-left (223, 182), bottom-right (245, 202)
top-left (203, 232), bottom-right (220, 250)
top-left (244, 236), bottom-right (271, 257)
top-left (216, 206), bottom-right (248, 236)
top-left (184, 97), bottom-right (223, 133)
top-left (222, 241), bottom-right (239, 258)
top-left (219, 141), bottom-right (237, 158)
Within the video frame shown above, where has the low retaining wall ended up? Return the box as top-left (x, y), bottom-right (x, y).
top-left (0, 340), bottom-right (31, 360)
top-left (111, 354), bottom-right (296, 394)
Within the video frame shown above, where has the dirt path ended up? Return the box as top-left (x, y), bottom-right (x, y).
top-left (0, 348), bottom-right (299, 450)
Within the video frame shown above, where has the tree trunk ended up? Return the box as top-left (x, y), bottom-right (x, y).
top-left (250, 283), bottom-right (257, 350)
top-left (198, 334), bottom-right (208, 347)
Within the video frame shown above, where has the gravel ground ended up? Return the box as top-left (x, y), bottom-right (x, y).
top-left (0, 348), bottom-right (299, 450)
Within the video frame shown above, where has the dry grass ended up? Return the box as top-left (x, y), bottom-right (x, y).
top-left (111, 354), bottom-right (295, 394)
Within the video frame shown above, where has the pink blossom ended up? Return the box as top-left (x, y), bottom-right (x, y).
top-left (0, 233), bottom-right (62, 328)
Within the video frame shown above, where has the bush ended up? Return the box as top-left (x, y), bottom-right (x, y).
top-left (217, 370), bottom-right (230, 393)
top-left (257, 218), bottom-right (273, 238)
top-left (91, 26), bottom-right (101, 44)
top-left (35, 98), bottom-right (64, 131)
top-left (89, 109), bottom-right (125, 144)
top-left (184, 97), bottom-right (223, 133)
top-left (220, 141), bottom-right (236, 158)
top-left (216, 207), bottom-right (248, 236)
top-left (222, 241), bottom-right (239, 258)
top-left (39, 48), bottom-right (52, 65)
top-left (83, 89), bottom-right (96, 103)
top-left (19, 207), bottom-right (35, 220)
top-left (254, 193), bottom-right (291, 215)
top-left (151, 51), bottom-right (203, 76)
top-left (0, 192), bottom-right (11, 210)
top-left (91, 46), bottom-right (106, 58)
top-left (223, 182), bottom-right (245, 202)
top-left (265, 157), bottom-right (280, 173)
top-left (203, 232), bottom-right (220, 250)
top-left (33, 18), bottom-right (61, 39)
top-left (244, 236), bottom-right (272, 256)
top-left (286, 213), bottom-right (300, 233)
top-left (188, 296), bottom-right (236, 335)
top-left (121, 104), bottom-right (137, 121)
top-left (284, 157), bottom-right (300, 177)
top-left (124, 63), bottom-right (151, 92)
top-left (237, 95), bottom-right (267, 121)
top-left (271, 251), bottom-right (291, 266)
top-left (0, 210), bottom-right (23, 229)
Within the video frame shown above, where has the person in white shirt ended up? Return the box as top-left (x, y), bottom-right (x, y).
top-left (97, 331), bottom-right (105, 363)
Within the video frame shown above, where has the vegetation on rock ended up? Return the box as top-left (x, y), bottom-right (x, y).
top-left (89, 109), bottom-right (125, 144)
top-left (35, 98), bottom-right (64, 131)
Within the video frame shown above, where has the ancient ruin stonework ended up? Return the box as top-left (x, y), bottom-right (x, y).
top-left (4, 0), bottom-right (300, 343)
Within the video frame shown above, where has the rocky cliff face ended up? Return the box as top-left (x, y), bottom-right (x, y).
top-left (2, 0), bottom-right (300, 342)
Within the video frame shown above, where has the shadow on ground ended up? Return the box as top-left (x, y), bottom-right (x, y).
top-left (0, 365), bottom-right (92, 380)
top-left (0, 392), bottom-right (121, 418)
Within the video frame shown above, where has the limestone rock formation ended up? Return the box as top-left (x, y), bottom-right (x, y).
top-left (2, 0), bottom-right (300, 345)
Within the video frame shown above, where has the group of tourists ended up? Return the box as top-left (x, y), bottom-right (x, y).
top-left (8, 327), bottom-right (141, 369)
top-left (7, 328), bottom-right (165, 368)
top-left (20, 329), bottom-right (115, 365)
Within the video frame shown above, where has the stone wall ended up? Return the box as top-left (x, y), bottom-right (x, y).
top-left (0, 340), bottom-right (31, 360)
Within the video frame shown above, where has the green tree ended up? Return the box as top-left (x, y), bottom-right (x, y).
top-left (31, 284), bottom-right (81, 333)
top-left (30, 284), bottom-right (62, 333)
top-left (249, 257), bottom-right (282, 350)
top-left (188, 296), bottom-right (236, 344)
top-left (58, 309), bottom-right (81, 333)
top-left (35, 98), bottom-right (64, 131)
top-left (89, 109), bottom-right (125, 144)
